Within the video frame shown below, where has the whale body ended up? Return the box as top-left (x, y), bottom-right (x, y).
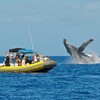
top-left (63, 39), bottom-right (100, 64)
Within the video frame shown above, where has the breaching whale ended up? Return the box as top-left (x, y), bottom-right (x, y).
top-left (63, 39), bottom-right (100, 64)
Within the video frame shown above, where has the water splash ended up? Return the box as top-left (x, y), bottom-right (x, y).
top-left (68, 53), bottom-right (100, 64)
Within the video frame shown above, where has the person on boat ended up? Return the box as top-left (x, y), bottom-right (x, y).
top-left (32, 54), bottom-right (40, 63)
top-left (4, 51), bottom-right (10, 66)
top-left (43, 56), bottom-right (50, 61)
top-left (10, 54), bottom-right (15, 66)
top-left (15, 55), bottom-right (21, 66)
top-left (5, 56), bottom-right (10, 66)
top-left (25, 56), bottom-right (31, 64)
top-left (22, 57), bottom-right (26, 66)
top-left (22, 53), bottom-right (25, 60)
top-left (39, 55), bottom-right (44, 61)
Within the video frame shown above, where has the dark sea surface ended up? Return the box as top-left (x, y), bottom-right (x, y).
top-left (0, 56), bottom-right (100, 100)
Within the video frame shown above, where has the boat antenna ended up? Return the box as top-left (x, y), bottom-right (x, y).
top-left (28, 26), bottom-right (34, 51)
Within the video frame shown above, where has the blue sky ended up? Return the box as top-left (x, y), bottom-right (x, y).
top-left (0, 0), bottom-right (100, 56)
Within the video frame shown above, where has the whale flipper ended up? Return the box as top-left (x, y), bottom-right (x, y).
top-left (78, 39), bottom-right (94, 53)
top-left (63, 39), bottom-right (77, 49)
top-left (63, 39), bottom-right (78, 55)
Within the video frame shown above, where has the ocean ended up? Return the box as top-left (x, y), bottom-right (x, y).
top-left (0, 56), bottom-right (100, 100)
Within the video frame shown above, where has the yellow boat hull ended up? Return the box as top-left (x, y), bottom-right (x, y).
top-left (0, 60), bottom-right (56, 73)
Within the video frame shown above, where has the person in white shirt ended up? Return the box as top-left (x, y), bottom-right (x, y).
top-left (22, 57), bottom-right (26, 66)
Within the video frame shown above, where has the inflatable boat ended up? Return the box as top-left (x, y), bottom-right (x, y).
top-left (0, 48), bottom-right (56, 73)
top-left (0, 60), bottom-right (56, 73)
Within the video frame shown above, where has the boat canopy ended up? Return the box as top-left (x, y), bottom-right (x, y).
top-left (18, 49), bottom-right (34, 54)
top-left (9, 48), bottom-right (25, 52)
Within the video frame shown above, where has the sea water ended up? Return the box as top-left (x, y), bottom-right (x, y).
top-left (0, 56), bottom-right (100, 100)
